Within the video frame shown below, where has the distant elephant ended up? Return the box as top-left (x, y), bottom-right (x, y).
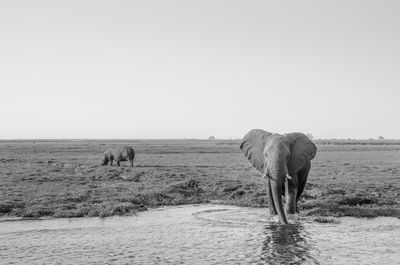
top-left (101, 146), bottom-right (135, 167)
top-left (240, 129), bottom-right (317, 224)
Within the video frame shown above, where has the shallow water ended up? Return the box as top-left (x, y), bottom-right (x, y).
top-left (1, 205), bottom-right (399, 265)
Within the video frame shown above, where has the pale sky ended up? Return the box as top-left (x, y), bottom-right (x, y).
top-left (1, 0), bottom-right (399, 139)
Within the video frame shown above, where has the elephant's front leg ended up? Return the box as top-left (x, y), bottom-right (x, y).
top-left (296, 162), bottom-right (311, 213)
top-left (284, 174), bottom-right (298, 214)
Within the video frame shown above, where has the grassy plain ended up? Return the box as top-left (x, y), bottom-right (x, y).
top-left (0, 140), bottom-right (399, 219)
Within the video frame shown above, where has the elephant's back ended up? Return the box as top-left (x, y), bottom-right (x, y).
top-left (115, 146), bottom-right (135, 160)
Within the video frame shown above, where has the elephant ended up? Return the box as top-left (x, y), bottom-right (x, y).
top-left (240, 129), bottom-right (317, 224)
top-left (101, 146), bottom-right (135, 167)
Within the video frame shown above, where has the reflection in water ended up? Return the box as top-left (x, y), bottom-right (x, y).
top-left (260, 223), bottom-right (319, 265)
top-left (1, 205), bottom-right (399, 265)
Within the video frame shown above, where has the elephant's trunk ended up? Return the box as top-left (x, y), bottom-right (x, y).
top-left (266, 153), bottom-right (289, 224)
top-left (270, 175), bottom-right (288, 224)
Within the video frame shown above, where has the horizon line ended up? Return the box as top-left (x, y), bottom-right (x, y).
top-left (0, 138), bottom-right (399, 142)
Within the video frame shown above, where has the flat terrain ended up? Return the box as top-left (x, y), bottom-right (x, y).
top-left (0, 140), bottom-right (399, 219)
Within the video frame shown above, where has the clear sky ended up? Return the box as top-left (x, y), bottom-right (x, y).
top-left (1, 0), bottom-right (399, 139)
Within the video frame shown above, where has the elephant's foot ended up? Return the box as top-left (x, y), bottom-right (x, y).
top-left (286, 213), bottom-right (299, 222)
top-left (271, 214), bottom-right (298, 223)
top-left (272, 215), bottom-right (280, 223)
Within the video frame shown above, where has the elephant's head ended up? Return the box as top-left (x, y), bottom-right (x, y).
top-left (240, 129), bottom-right (317, 224)
top-left (101, 153), bottom-right (109, 165)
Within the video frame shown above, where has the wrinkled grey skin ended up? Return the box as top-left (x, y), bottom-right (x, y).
top-left (101, 146), bottom-right (135, 167)
top-left (240, 129), bottom-right (317, 224)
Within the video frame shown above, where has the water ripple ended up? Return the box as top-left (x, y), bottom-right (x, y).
top-left (0, 205), bottom-right (399, 265)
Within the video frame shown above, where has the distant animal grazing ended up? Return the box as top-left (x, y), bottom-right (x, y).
top-left (101, 146), bottom-right (135, 167)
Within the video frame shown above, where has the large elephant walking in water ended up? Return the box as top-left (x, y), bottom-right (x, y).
top-left (240, 129), bottom-right (317, 224)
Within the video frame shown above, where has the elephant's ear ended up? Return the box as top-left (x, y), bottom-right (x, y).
top-left (285, 133), bottom-right (317, 172)
top-left (240, 129), bottom-right (273, 173)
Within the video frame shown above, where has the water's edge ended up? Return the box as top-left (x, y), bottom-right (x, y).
top-left (1, 204), bottom-right (399, 265)
top-left (1, 203), bottom-right (397, 223)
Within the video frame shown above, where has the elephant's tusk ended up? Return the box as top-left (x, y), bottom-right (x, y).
top-left (286, 173), bottom-right (292, 180)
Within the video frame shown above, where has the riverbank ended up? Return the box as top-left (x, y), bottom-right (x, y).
top-left (1, 140), bottom-right (399, 219)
